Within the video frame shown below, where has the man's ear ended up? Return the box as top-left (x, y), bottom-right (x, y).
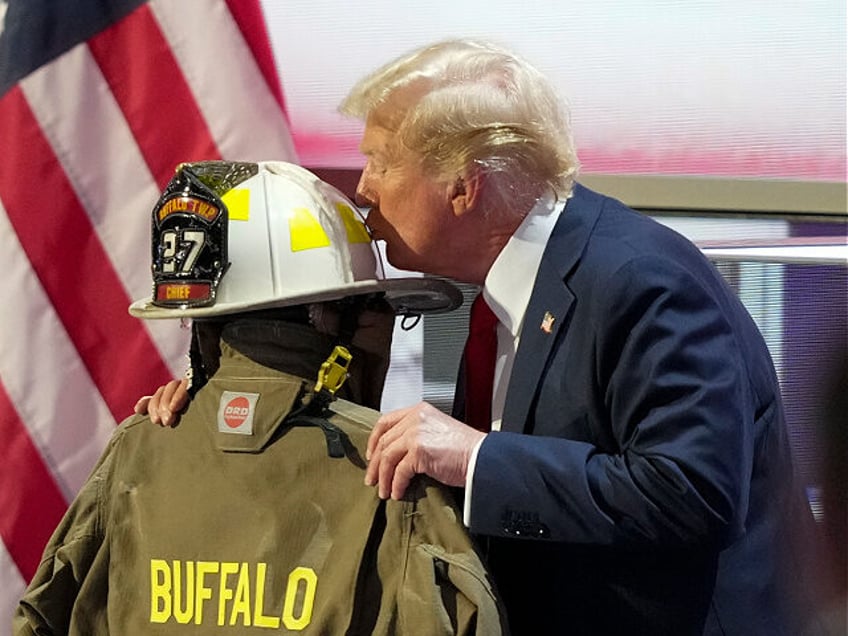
top-left (449, 168), bottom-right (483, 217)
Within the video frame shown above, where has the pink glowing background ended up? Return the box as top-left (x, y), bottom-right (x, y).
top-left (261, 1), bottom-right (846, 182)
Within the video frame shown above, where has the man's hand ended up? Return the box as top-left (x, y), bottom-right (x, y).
top-left (365, 402), bottom-right (486, 500)
top-left (133, 378), bottom-right (190, 427)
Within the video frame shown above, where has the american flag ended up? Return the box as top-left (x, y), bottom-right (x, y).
top-left (0, 0), bottom-right (297, 625)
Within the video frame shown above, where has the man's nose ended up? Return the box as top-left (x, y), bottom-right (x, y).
top-left (355, 169), bottom-right (378, 207)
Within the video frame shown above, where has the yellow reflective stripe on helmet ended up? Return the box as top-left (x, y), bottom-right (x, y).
top-left (289, 207), bottom-right (331, 252)
top-left (336, 202), bottom-right (371, 244)
top-left (222, 188), bottom-right (250, 221)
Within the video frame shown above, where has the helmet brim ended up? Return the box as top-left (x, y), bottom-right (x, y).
top-left (129, 275), bottom-right (462, 319)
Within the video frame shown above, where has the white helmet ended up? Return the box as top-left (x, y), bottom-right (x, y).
top-left (129, 161), bottom-right (461, 319)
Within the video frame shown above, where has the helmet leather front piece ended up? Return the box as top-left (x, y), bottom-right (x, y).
top-left (151, 161), bottom-right (258, 309)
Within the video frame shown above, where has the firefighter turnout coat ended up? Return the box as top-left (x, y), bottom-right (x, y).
top-left (15, 338), bottom-right (507, 635)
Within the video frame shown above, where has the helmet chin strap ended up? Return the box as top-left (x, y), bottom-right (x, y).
top-left (278, 298), bottom-right (371, 460)
top-left (333, 295), bottom-right (372, 348)
top-left (186, 320), bottom-right (223, 398)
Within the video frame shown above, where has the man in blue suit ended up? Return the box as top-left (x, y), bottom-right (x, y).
top-left (348, 39), bottom-right (816, 634)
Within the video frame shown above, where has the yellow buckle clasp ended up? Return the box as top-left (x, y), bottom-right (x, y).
top-left (314, 345), bottom-right (352, 396)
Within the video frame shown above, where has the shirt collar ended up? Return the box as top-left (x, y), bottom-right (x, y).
top-left (483, 193), bottom-right (565, 336)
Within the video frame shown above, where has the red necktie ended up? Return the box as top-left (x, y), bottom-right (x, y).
top-left (463, 294), bottom-right (499, 432)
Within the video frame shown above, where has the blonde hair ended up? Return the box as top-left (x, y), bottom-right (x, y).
top-left (340, 39), bottom-right (580, 215)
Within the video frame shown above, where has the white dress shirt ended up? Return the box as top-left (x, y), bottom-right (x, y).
top-left (463, 193), bottom-right (566, 525)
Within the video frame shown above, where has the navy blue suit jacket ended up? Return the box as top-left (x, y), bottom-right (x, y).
top-left (460, 184), bottom-right (815, 635)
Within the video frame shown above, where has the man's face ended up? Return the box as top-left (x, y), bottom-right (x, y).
top-left (355, 117), bottom-right (454, 276)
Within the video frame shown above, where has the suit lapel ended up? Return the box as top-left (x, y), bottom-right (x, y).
top-left (500, 184), bottom-right (604, 433)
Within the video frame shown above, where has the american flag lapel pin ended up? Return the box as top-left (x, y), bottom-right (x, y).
top-left (540, 311), bottom-right (555, 334)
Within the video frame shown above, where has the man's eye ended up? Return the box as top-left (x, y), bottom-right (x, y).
top-left (368, 161), bottom-right (387, 176)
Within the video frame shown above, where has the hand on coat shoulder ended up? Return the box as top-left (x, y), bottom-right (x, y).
top-left (133, 378), bottom-right (189, 427)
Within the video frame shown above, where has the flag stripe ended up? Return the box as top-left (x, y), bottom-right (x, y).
top-left (0, 86), bottom-right (174, 423)
top-left (87, 4), bottom-right (221, 188)
top-left (0, 197), bottom-right (116, 500)
top-left (223, 0), bottom-right (288, 113)
top-left (19, 42), bottom-right (191, 377)
top-left (149, 0), bottom-right (298, 162)
top-left (0, 543), bottom-right (26, 630)
top-left (0, 381), bottom-right (68, 581)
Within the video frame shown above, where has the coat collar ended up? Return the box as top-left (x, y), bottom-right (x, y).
top-left (500, 183), bottom-right (606, 432)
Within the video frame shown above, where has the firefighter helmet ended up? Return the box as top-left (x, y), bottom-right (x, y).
top-left (129, 160), bottom-right (461, 319)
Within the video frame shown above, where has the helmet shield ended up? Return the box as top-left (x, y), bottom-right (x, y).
top-left (151, 162), bottom-right (258, 308)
